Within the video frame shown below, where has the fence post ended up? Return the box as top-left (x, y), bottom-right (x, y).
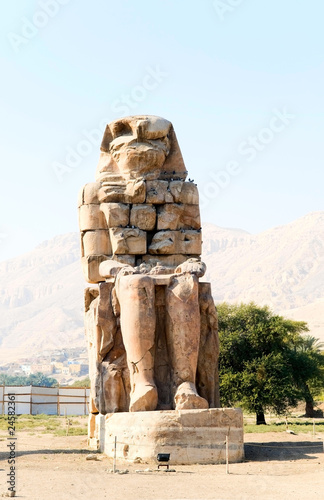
top-left (2, 384), bottom-right (4, 415)
top-left (30, 385), bottom-right (33, 415)
top-left (57, 386), bottom-right (60, 416)
top-left (225, 435), bottom-right (229, 474)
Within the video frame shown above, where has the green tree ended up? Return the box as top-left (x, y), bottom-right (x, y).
top-left (70, 376), bottom-right (90, 388)
top-left (27, 372), bottom-right (58, 387)
top-left (0, 372), bottom-right (58, 387)
top-left (289, 335), bottom-right (324, 417)
top-left (218, 302), bottom-right (317, 424)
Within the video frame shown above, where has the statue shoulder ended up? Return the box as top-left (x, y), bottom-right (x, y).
top-left (78, 182), bottom-right (101, 206)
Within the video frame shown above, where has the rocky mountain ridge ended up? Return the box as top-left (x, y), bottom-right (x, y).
top-left (0, 211), bottom-right (323, 364)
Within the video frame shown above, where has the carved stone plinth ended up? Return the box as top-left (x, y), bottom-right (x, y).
top-left (90, 408), bottom-right (244, 465)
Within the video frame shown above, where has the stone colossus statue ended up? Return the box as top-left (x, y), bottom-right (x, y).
top-left (78, 115), bottom-right (219, 417)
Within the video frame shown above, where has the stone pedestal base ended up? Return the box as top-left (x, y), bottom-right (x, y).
top-left (91, 408), bottom-right (244, 464)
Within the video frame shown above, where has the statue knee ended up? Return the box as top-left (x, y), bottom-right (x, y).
top-left (167, 273), bottom-right (199, 303)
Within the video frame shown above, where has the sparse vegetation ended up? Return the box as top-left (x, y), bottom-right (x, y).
top-left (244, 420), bottom-right (324, 433)
top-left (70, 376), bottom-right (90, 388)
top-left (0, 414), bottom-right (88, 436)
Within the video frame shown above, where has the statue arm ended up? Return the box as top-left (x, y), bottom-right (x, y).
top-left (79, 182), bottom-right (113, 283)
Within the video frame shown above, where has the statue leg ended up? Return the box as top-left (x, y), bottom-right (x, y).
top-left (165, 273), bottom-right (209, 410)
top-left (116, 274), bottom-right (158, 412)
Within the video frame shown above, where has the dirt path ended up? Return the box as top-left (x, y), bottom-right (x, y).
top-left (1, 431), bottom-right (323, 499)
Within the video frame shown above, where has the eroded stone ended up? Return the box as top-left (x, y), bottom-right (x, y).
top-left (110, 228), bottom-right (147, 255)
top-left (149, 230), bottom-right (202, 255)
top-left (78, 182), bottom-right (101, 207)
top-left (112, 254), bottom-right (136, 266)
top-left (157, 204), bottom-right (201, 230)
top-left (140, 254), bottom-right (193, 269)
top-left (130, 204), bottom-right (156, 231)
top-left (82, 230), bottom-right (112, 256)
top-left (169, 181), bottom-right (199, 204)
top-left (100, 202), bottom-right (129, 227)
top-left (82, 255), bottom-right (110, 283)
top-left (79, 204), bottom-right (107, 231)
top-left (98, 179), bottom-right (146, 204)
top-left (146, 180), bottom-right (173, 204)
top-left (95, 409), bottom-right (244, 464)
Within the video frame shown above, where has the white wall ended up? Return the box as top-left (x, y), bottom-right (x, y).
top-left (1, 385), bottom-right (90, 415)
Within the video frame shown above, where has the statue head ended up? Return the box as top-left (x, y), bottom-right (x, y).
top-left (95, 115), bottom-right (187, 182)
top-left (108, 116), bottom-right (171, 175)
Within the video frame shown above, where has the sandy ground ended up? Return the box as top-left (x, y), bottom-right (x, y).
top-left (0, 430), bottom-right (323, 500)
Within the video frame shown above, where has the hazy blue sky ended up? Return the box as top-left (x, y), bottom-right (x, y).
top-left (1, 0), bottom-right (323, 261)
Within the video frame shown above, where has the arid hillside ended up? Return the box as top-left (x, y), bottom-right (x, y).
top-left (0, 212), bottom-right (323, 364)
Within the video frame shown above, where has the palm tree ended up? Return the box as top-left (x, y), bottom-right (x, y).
top-left (291, 335), bottom-right (324, 417)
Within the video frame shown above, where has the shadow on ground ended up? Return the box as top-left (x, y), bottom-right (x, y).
top-left (0, 448), bottom-right (91, 461)
top-left (244, 441), bottom-right (323, 461)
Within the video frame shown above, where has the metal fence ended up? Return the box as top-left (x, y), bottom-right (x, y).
top-left (0, 385), bottom-right (90, 416)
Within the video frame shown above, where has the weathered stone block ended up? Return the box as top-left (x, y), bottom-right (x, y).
top-left (99, 260), bottom-right (130, 278)
top-left (157, 203), bottom-right (201, 230)
top-left (82, 230), bottom-right (112, 256)
top-left (79, 204), bottom-right (107, 231)
top-left (98, 179), bottom-right (145, 204)
top-left (78, 182), bottom-right (101, 207)
top-left (146, 180), bottom-right (173, 204)
top-left (140, 254), bottom-right (196, 269)
top-left (88, 413), bottom-right (96, 439)
top-left (149, 230), bottom-right (202, 255)
top-left (130, 204), bottom-right (156, 230)
top-left (110, 228), bottom-right (147, 254)
top-left (169, 181), bottom-right (199, 204)
top-left (95, 408), bottom-right (244, 464)
top-left (179, 230), bottom-right (202, 254)
top-left (156, 203), bottom-right (182, 230)
top-left (149, 230), bottom-right (176, 254)
top-left (81, 255), bottom-right (110, 283)
top-left (100, 202), bottom-right (129, 227)
top-left (181, 204), bottom-right (201, 229)
top-left (112, 255), bottom-right (136, 266)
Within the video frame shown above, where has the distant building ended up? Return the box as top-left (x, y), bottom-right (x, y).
top-left (52, 361), bottom-right (65, 373)
top-left (69, 364), bottom-right (82, 375)
top-left (68, 363), bottom-right (89, 375)
top-left (30, 363), bottom-right (54, 375)
top-left (21, 365), bottom-right (31, 375)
